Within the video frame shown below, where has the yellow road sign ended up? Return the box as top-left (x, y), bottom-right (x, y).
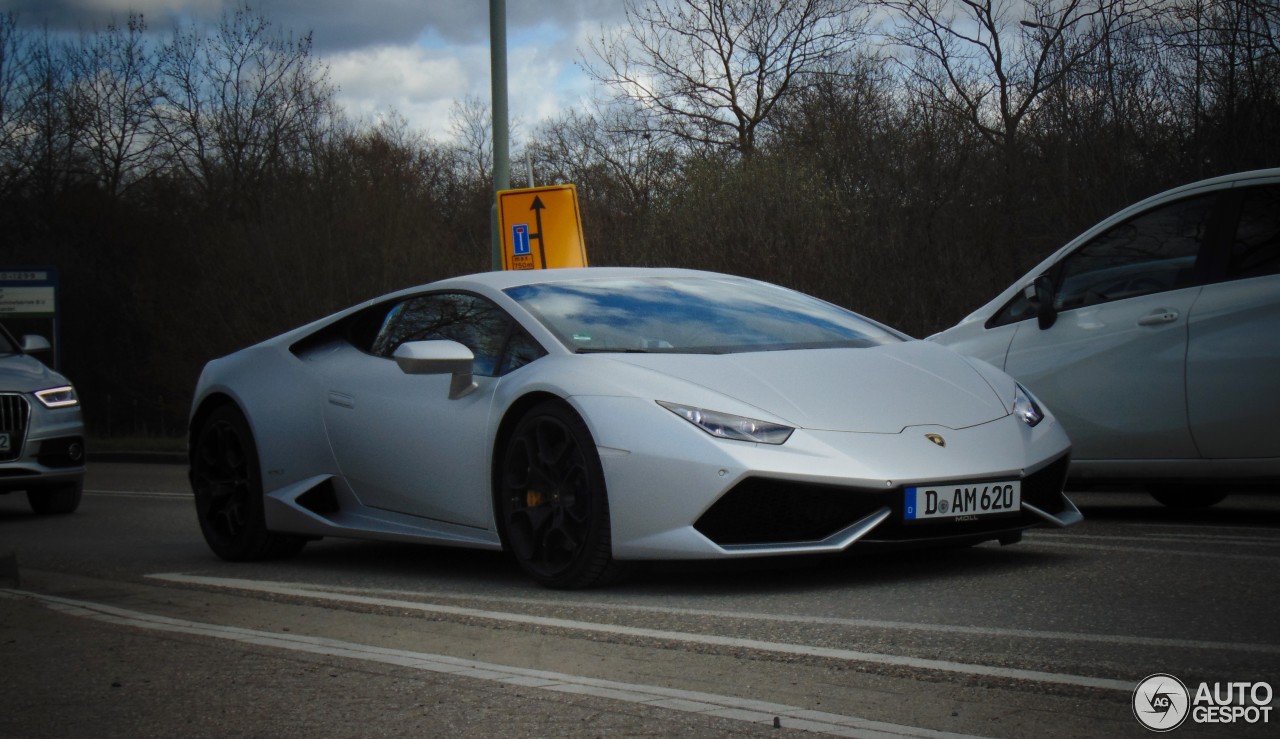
top-left (497, 184), bottom-right (588, 270)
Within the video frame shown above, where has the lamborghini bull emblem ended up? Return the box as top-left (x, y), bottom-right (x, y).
top-left (925, 433), bottom-right (946, 448)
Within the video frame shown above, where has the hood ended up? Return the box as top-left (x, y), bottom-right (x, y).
top-left (601, 341), bottom-right (1011, 433)
top-left (0, 353), bottom-right (70, 393)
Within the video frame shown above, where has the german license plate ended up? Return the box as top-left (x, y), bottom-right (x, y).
top-left (904, 481), bottom-right (1021, 523)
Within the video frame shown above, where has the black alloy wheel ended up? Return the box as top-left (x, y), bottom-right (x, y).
top-left (190, 404), bottom-right (306, 560)
top-left (498, 401), bottom-right (622, 589)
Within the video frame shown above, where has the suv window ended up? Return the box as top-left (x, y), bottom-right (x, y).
top-left (985, 193), bottom-right (1220, 329)
top-left (1052, 194), bottom-right (1216, 311)
top-left (371, 293), bottom-right (545, 377)
top-left (1228, 185), bottom-right (1280, 279)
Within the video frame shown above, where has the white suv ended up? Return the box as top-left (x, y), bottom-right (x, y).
top-left (932, 169), bottom-right (1279, 508)
top-left (0, 324), bottom-right (86, 513)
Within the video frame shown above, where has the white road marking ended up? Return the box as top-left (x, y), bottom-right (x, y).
top-left (85, 489), bottom-right (190, 500)
top-left (278, 583), bottom-right (1280, 657)
top-left (1124, 522), bottom-right (1279, 534)
top-left (149, 573), bottom-right (1137, 692)
top-left (1023, 538), bottom-right (1280, 562)
top-left (1031, 531), bottom-right (1279, 546)
top-left (2, 588), bottom-right (983, 739)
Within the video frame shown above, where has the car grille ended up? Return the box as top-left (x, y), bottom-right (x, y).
top-left (0, 393), bottom-right (30, 462)
top-left (693, 454), bottom-right (1072, 547)
top-left (694, 477), bottom-right (890, 546)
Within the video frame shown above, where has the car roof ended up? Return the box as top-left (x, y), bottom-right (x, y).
top-left (422, 266), bottom-right (753, 294)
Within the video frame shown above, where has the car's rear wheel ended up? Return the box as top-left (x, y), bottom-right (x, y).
top-left (191, 404), bottom-right (306, 560)
top-left (498, 401), bottom-right (623, 589)
top-left (27, 481), bottom-right (82, 514)
top-left (1149, 486), bottom-right (1228, 509)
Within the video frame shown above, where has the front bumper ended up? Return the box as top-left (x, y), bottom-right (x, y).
top-left (0, 393), bottom-right (86, 492)
top-left (573, 396), bottom-right (1076, 560)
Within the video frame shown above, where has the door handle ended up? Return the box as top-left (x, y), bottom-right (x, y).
top-left (1137, 309), bottom-right (1179, 326)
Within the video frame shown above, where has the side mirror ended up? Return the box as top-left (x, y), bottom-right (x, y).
top-left (21, 335), bottom-right (52, 353)
top-left (1033, 275), bottom-right (1058, 330)
top-left (392, 340), bottom-right (478, 399)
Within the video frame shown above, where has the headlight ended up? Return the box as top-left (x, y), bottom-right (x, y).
top-left (35, 385), bottom-right (79, 409)
top-left (1013, 384), bottom-right (1043, 427)
top-left (657, 401), bottom-right (794, 444)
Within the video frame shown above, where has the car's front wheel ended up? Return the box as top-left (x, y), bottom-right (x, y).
top-left (191, 404), bottom-right (306, 560)
top-left (27, 481), bottom-right (82, 514)
top-left (497, 401), bottom-right (623, 589)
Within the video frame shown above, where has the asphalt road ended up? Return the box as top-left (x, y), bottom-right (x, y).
top-left (1, 463), bottom-right (1277, 738)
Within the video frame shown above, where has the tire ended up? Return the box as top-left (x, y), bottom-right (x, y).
top-left (497, 401), bottom-right (624, 589)
top-left (1149, 486), bottom-right (1228, 510)
top-left (190, 404), bottom-right (306, 561)
top-left (27, 481), bottom-right (82, 515)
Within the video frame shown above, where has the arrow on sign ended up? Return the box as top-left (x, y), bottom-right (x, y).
top-left (529, 196), bottom-right (547, 269)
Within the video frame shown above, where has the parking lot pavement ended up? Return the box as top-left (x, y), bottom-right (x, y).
top-left (0, 591), bottom-right (814, 739)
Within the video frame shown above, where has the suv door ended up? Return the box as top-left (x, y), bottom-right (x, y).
top-left (1185, 184), bottom-right (1280, 461)
top-left (1003, 193), bottom-right (1224, 463)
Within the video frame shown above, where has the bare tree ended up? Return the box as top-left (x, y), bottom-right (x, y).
top-left (449, 95), bottom-right (493, 185)
top-left (152, 3), bottom-right (334, 207)
top-left (67, 14), bottom-right (162, 198)
top-left (0, 13), bottom-right (36, 198)
top-left (532, 103), bottom-right (676, 211)
top-left (584, 0), bottom-right (866, 157)
top-left (1158, 0), bottom-right (1280, 174)
top-left (0, 18), bottom-right (82, 199)
top-left (879, 0), bottom-right (1139, 157)
top-left (23, 26), bottom-right (82, 200)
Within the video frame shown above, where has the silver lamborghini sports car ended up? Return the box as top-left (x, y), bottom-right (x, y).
top-left (189, 268), bottom-right (1080, 588)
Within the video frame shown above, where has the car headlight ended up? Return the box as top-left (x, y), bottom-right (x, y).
top-left (657, 401), bottom-right (794, 444)
top-left (1013, 384), bottom-right (1043, 427)
top-left (35, 385), bottom-right (79, 409)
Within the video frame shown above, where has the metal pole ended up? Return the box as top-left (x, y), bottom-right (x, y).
top-left (489, 0), bottom-right (510, 271)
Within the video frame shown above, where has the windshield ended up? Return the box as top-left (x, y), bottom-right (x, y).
top-left (504, 276), bottom-right (903, 354)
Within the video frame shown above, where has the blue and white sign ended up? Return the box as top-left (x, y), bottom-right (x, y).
top-left (0, 268), bottom-right (57, 318)
top-left (511, 224), bottom-right (531, 256)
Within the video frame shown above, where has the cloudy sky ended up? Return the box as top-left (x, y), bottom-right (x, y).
top-left (2, 0), bottom-right (628, 142)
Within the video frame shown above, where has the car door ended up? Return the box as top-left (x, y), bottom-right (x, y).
top-left (1002, 192), bottom-right (1224, 462)
top-left (1185, 183), bottom-right (1280, 460)
top-left (320, 292), bottom-right (541, 529)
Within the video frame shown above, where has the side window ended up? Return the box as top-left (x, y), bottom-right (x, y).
top-left (986, 286), bottom-right (1037, 329)
top-left (498, 327), bottom-right (548, 375)
top-left (1227, 185), bottom-right (1280, 279)
top-left (1053, 194), bottom-right (1216, 311)
top-left (372, 293), bottom-right (512, 377)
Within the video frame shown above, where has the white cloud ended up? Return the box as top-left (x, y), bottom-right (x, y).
top-left (329, 44), bottom-right (479, 138)
top-left (3, 0), bottom-right (631, 143)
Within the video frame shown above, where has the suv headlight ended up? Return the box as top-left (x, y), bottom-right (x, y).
top-left (657, 401), bottom-right (794, 444)
top-left (35, 385), bottom-right (79, 409)
top-left (1013, 384), bottom-right (1043, 427)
